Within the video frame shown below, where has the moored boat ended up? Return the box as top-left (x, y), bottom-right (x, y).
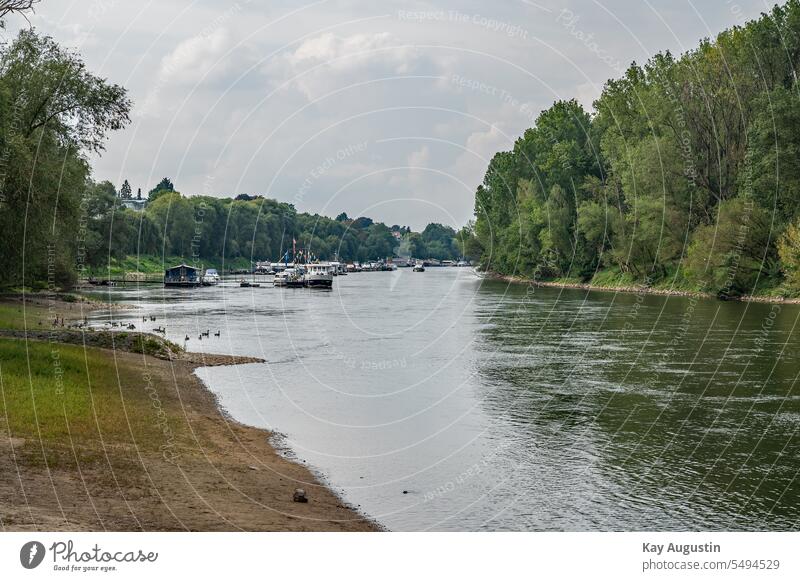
top-left (164, 263), bottom-right (202, 287)
top-left (274, 267), bottom-right (305, 288)
top-left (304, 263), bottom-right (334, 288)
top-left (201, 268), bottom-right (220, 285)
top-left (413, 261), bottom-right (425, 272)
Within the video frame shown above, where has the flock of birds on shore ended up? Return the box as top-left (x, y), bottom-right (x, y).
top-left (58, 313), bottom-right (222, 344)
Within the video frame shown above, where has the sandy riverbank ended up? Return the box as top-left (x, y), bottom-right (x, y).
top-left (486, 273), bottom-right (800, 304)
top-left (0, 295), bottom-right (378, 531)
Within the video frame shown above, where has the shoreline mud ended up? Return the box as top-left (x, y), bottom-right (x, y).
top-left (0, 295), bottom-right (379, 531)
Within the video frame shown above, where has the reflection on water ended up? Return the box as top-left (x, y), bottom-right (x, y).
top-left (87, 270), bottom-right (800, 530)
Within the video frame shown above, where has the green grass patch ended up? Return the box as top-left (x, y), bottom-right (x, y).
top-left (589, 268), bottom-right (639, 288)
top-left (0, 302), bottom-right (49, 330)
top-left (84, 254), bottom-right (254, 277)
top-left (0, 338), bottom-right (180, 451)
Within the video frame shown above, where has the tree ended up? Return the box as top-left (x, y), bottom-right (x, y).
top-left (455, 223), bottom-right (482, 261)
top-left (746, 87), bottom-right (800, 224)
top-left (0, 1), bottom-right (40, 23)
top-left (336, 212), bottom-right (349, 222)
top-left (119, 179), bottom-right (132, 199)
top-left (417, 223), bottom-right (460, 261)
top-left (468, 0), bottom-right (800, 296)
top-left (2, 30), bottom-right (129, 152)
top-left (148, 177), bottom-right (174, 200)
top-left (778, 219), bottom-right (800, 291)
top-left (0, 29), bottom-right (130, 287)
top-left (686, 199), bottom-right (774, 297)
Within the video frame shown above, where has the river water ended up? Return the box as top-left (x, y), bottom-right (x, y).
top-left (88, 268), bottom-right (800, 531)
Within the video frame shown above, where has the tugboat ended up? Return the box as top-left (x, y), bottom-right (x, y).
top-left (304, 263), bottom-right (334, 288)
top-left (413, 261), bottom-right (425, 272)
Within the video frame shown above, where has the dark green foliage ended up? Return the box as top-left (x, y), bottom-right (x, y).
top-left (0, 29), bottom-right (130, 288)
top-left (118, 179), bottom-right (132, 199)
top-left (148, 177), bottom-right (174, 201)
top-left (78, 188), bottom-right (460, 269)
top-left (472, 0), bottom-right (800, 295)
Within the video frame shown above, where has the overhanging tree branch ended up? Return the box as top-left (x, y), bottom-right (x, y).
top-left (0, 1), bottom-right (39, 20)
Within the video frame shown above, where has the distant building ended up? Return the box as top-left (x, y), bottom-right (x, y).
top-left (121, 199), bottom-right (147, 212)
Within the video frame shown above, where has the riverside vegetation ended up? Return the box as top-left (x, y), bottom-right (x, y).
top-left (464, 0), bottom-right (800, 300)
top-left (0, 6), bottom-right (465, 290)
top-left (0, 2), bottom-right (375, 530)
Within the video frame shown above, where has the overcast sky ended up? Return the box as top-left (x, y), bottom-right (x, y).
top-left (4, 0), bottom-right (773, 230)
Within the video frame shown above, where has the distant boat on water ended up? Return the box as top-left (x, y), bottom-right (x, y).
top-left (201, 268), bottom-right (220, 285)
top-left (413, 262), bottom-right (425, 272)
top-left (274, 267), bottom-right (305, 288)
top-left (304, 263), bottom-right (334, 288)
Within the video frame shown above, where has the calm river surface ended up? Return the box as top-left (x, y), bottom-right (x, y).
top-left (89, 268), bottom-right (800, 531)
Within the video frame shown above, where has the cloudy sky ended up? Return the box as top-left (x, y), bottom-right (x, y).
top-left (5, 0), bottom-right (772, 230)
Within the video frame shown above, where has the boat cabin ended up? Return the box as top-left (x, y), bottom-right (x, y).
top-left (164, 264), bottom-right (201, 287)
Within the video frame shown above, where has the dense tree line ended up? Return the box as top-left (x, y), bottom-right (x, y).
top-left (85, 184), bottom-right (464, 269)
top-left (0, 6), bottom-right (462, 288)
top-left (470, 0), bottom-right (800, 297)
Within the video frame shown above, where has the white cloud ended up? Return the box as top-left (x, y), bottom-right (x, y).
top-left (267, 32), bottom-right (423, 101)
top-left (452, 124), bottom-right (512, 189)
top-left (408, 145), bottom-right (431, 168)
top-left (9, 0), bottom-right (773, 230)
top-left (158, 28), bottom-right (232, 84)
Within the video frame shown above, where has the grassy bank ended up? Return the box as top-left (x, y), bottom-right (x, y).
top-left (488, 267), bottom-right (800, 303)
top-left (84, 255), bottom-right (254, 277)
top-left (0, 337), bottom-right (176, 457)
top-left (0, 297), bottom-right (377, 531)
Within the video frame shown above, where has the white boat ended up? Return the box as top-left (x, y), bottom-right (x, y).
top-left (273, 269), bottom-right (290, 287)
top-left (413, 262), bottom-right (425, 272)
top-left (304, 263), bottom-right (334, 288)
top-left (275, 267), bottom-right (305, 288)
top-left (201, 268), bottom-right (221, 285)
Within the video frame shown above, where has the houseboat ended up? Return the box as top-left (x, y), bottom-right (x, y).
top-left (164, 264), bottom-right (201, 287)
